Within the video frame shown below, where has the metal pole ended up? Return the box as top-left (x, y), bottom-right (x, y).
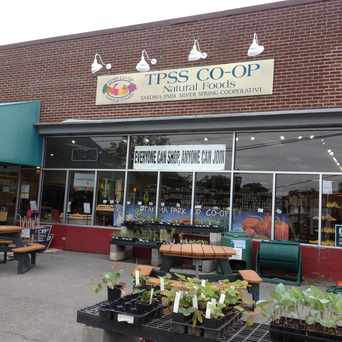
top-left (190, 172), bottom-right (195, 224)
top-left (155, 171), bottom-right (161, 220)
top-left (271, 173), bottom-right (276, 240)
top-left (229, 132), bottom-right (236, 232)
top-left (91, 170), bottom-right (98, 226)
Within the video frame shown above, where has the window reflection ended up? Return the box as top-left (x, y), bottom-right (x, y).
top-left (232, 174), bottom-right (273, 239)
top-left (45, 136), bottom-right (127, 169)
top-left (159, 172), bottom-right (192, 224)
top-left (194, 173), bottom-right (230, 227)
top-left (236, 131), bottom-right (342, 172)
top-left (41, 170), bottom-right (66, 223)
top-left (126, 172), bottom-right (157, 222)
top-left (275, 174), bottom-right (319, 244)
top-left (66, 171), bottom-right (95, 225)
top-left (95, 171), bottom-right (125, 227)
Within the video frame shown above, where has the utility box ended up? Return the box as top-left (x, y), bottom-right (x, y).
top-left (256, 240), bottom-right (302, 285)
top-left (222, 232), bottom-right (252, 270)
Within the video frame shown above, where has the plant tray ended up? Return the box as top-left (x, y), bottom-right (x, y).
top-left (99, 294), bottom-right (163, 326)
top-left (170, 311), bottom-right (241, 340)
top-left (270, 322), bottom-right (342, 342)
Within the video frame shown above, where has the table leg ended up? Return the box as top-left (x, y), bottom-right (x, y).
top-left (14, 232), bottom-right (24, 247)
top-left (194, 260), bottom-right (200, 277)
top-left (160, 256), bottom-right (176, 273)
top-left (216, 259), bottom-right (232, 275)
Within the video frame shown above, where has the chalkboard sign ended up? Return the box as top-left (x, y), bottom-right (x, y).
top-left (335, 224), bottom-right (342, 247)
top-left (32, 226), bottom-right (52, 242)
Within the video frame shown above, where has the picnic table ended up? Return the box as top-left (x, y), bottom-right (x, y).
top-left (0, 226), bottom-right (24, 247)
top-left (0, 225), bottom-right (45, 273)
top-left (159, 244), bottom-right (236, 279)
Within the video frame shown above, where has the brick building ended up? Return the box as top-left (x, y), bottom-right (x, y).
top-left (0, 0), bottom-right (341, 280)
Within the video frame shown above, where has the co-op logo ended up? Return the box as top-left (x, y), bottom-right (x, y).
top-left (102, 77), bottom-right (137, 102)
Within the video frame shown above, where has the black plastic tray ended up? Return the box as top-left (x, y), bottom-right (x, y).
top-left (170, 311), bottom-right (241, 340)
top-left (99, 294), bottom-right (163, 326)
top-left (270, 324), bottom-right (342, 342)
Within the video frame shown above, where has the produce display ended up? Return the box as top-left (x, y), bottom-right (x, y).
top-left (257, 284), bottom-right (342, 341)
top-left (95, 269), bottom-right (254, 340)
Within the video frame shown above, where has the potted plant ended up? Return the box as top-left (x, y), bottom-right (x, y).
top-left (257, 283), bottom-right (342, 341)
top-left (93, 270), bottom-right (123, 302)
top-left (136, 287), bottom-right (160, 314)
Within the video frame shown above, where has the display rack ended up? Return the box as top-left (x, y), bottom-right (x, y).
top-left (124, 221), bottom-right (223, 236)
top-left (77, 301), bottom-right (272, 342)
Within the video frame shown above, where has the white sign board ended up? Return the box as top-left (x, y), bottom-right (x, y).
top-left (96, 59), bottom-right (274, 105)
top-left (73, 173), bottom-right (94, 189)
top-left (133, 144), bottom-right (226, 171)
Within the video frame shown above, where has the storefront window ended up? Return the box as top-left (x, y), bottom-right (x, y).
top-left (194, 173), bottom-right (230, 227)
top-left (129, 133), bottom-right (232, 170)
top-left (159, 172), bottom-right (192, 224)
top-left (45, 136), bottom-right (127, 169)
top-left (0, 165), bottom-right (19, 224)
top-left (235, 131), bottom-right (342, 172)
top-left (41, 170), bottom-right (66, 223)
top-left (321, 175), bottom-right (342, 247)
top-left (95, 171), bottom-right (125, 227)
top-left (275, 174), bottom-right (319, 244)
top-left (18, 167), bottom-right (40, 218)
top-left (126, 172), bottom-right (157, 222)
top-left (66, 171), bottom-right (95, 225)
top-left (232, 173), bottom-right (273, 239)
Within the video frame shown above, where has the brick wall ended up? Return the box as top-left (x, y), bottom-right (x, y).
top-left (0, 0), bottom-right (341, 123)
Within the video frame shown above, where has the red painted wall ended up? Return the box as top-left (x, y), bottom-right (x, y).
top-left (52, 225), bottom-right (342, 281)
top-left (51, 224), bottom-right (114, 254)
top-left (252, 240), bottom-right (342, 282)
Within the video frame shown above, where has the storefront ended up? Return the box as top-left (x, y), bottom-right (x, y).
top-left (0, 0), bottom-right (341, 279)
top-left (0, 101), bottom-right (42, 224)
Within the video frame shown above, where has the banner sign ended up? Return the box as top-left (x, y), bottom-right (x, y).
top-left (335, 224), bottom-right (342, 247)
top-left (133, 144), bottom-right (226, 171)
top-left (96, 59), bottom-right (274, 105)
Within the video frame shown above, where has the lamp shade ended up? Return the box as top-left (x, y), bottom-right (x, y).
top-left (247, 33), bottom-right (264, 57)
top-left (136, 53), bottom-right (150, 72)
top-left (188, 40), bottom-right (207, 61)
top-left (91, 56), bottom-right (103, 74)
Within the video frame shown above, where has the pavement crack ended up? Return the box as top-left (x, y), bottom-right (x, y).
top-left (0, 329), bottom-right (45, 342)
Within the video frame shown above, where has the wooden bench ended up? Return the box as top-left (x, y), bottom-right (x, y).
top-left (12, 243), bottom-right (46, 274)
top-left (239, 270), bottom-right (262, 301)
top-left (145, 268), bottom-right (263, 301)
top-left (0, 239), bottom-right (12, 263)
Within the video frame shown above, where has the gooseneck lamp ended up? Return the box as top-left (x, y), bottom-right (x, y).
top-left (247, 33), bottom-right (264, 57)
top-left (136, 50), bottom-right (157, 72)
top-left (188, 39), bottom-right (208, 62)
top-left (91, 53), bottom-right (112, 74)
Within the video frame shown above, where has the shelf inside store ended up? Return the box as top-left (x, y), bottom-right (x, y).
top-left (123, 221), bottom-right (223, 235)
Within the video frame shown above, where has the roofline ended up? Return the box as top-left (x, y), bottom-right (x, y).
top-left (35, 108), bottom-right (342, 136)
top-left (0, 0), bottom-right (325, 50)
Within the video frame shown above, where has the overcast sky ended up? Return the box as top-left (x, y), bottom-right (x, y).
top-left (0, 0), bottom-right (285, 46)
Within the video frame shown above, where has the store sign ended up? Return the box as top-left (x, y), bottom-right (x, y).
top-left (133, 144), bottom-right (226, 171)
top-left (96, 59), bottom-right (274, 105)
top-left (73, 172), bottom-right (94, 189)
top-left (335, 224), bottom-right (342, 247)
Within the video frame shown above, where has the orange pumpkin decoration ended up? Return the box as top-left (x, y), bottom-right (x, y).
top-left (275, 219), bottom-right (289, 240)
top-left (256, 213), bottom-right (272, 238)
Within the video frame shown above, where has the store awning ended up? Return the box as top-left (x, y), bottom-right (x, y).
top-left (0, 101), bottom-right (42, 166)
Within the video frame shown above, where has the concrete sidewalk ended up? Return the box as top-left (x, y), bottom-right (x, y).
top-left (0, 251), bottom-right (135, 342)
top-left (0, 250), bottom-right (332, 342)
